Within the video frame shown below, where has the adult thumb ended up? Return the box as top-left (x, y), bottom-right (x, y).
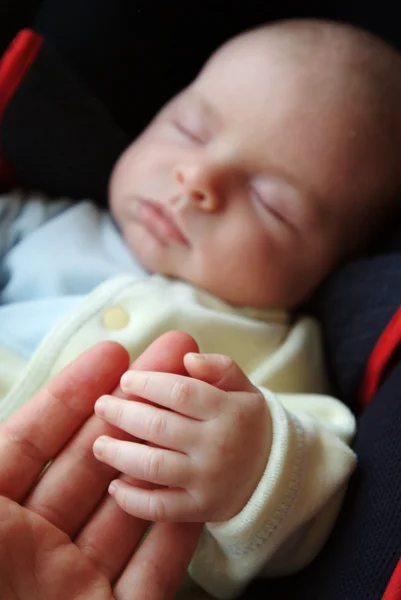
top-left (183, 353), bottom-right (257, 393)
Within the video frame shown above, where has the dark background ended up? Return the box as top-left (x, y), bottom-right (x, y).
top-left (1, 0), bottom-right (401, 138)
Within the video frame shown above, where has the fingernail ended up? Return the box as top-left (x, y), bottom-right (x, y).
top-left (185, 352), bottom-right (206, 360)
top-left (109, 481), bottom-right (118, 495)
top-left (213, 354), bottom-right (231, 366)
top-left (186, 352), bottom-right (230, 366)
top-left (93, 437), bottom-right (107, 456)
top-left (94, 397), bottom-right (106, 416)
top-left (120, 371), bottom-right (134, 389)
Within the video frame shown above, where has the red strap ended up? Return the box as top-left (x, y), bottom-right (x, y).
top-left (382, 557), bottom-right (401, 600)
top-left (0, 29), bottom-right (43, 184)
top-left (360, 306), bottom-right (401, 408)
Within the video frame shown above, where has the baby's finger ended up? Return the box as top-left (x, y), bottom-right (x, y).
top-left (93, 437), bottom-right (191, 487)
top-left (108, 480), bottom-right (200, 522)
top-left (184, 352), bottom-right (258, 393)
top-left (120, 371), bottom-right (223, 419)
top-left (94, 396), bottom-right (200, 452)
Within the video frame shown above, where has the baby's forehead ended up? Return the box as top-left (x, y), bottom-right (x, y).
top-left (201, 30), bottom-right (291, 78)
top-left (197, 29), bottom-right (346, 105)
top-left (200, 23), bottom-right (363, 96)
top-left (194, 39), bottom-right (349, 131)
top-left (194, 38), bottom-right (300, 108)
top-left (189, 39), bottom-right (359, 150)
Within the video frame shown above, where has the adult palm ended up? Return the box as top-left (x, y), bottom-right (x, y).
top-left (0, 331), bottom-right (202, 599)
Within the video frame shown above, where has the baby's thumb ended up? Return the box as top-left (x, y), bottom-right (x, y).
top-left (183, 353), bottom-right (257, 393)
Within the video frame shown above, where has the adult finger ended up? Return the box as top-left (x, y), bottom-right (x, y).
top-left (25, 331), bottom-right (198, 535)
top-left (114, 521), bottom-right (203, 600)
top-left (73, 334), bottom-right (200, 582)
top-left (0, 341), bottom-right (129, 502)
top-left (73, 483), bottom-right (150, 582)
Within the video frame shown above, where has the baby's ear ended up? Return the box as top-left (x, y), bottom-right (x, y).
top-left (183, 353), bottom-right (257, 393)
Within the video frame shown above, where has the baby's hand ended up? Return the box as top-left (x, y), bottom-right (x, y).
top-left (93, 353), bottom-right (272, 523)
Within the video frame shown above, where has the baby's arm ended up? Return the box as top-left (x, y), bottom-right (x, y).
top-left (93, 353), bottom-right (356, 599)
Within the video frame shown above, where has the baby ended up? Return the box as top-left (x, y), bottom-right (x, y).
top-left (1, 18), bottom-right (401, 600)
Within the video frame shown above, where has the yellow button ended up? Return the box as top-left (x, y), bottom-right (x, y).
top-left (102, 306), bottom-right (130, 330)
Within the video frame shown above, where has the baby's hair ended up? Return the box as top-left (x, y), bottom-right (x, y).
top-left (249, 19), bottom-right (401, 249)
top-left (268, 19), bottom-right (401, 138)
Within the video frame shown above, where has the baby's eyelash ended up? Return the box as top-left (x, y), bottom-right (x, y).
top-left (172, 120), bottom-right (206, 145)
top-left (263, 202), bottom-right (289, 226)
top-left (251, 188), bottom-right (293, 230)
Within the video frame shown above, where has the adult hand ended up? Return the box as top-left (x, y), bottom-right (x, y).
top-left (0, 331), bottom-right (203, 599)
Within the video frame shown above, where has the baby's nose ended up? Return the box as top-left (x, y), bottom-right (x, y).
top-left (174, 164), bottom-right (221, 212)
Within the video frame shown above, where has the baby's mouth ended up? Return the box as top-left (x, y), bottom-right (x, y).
top-left (134, 197), bottom-right (189, 246)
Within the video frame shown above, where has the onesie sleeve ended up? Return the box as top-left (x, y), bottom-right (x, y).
top-left (188, 390), bottom-right (356, 599)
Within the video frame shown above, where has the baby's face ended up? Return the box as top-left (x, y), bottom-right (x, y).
top-left (110, 29), bottom-right (373, 308)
